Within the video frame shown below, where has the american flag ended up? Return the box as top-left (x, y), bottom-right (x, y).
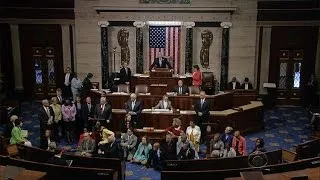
top-left (149, 26), bottom-right (181, 73)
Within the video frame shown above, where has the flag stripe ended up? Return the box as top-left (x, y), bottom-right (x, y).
top-left (149, 26), bottom-right (181, 73)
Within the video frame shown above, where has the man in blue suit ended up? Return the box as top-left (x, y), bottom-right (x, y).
top-left (221, 126), bottom-right (234, 147)
top-left (149, 52), bottom-right (172, 71)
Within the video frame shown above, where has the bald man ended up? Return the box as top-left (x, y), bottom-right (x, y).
top-left (149, 52), bottom-right (172, 71)
top-left (125, 93), bottom-right (142, 128)
top-left (38, 99), bottom-right (55, 136)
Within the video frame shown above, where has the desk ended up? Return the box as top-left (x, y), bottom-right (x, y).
top-left (134, 129), bottom-right (167, 142)
top-left (110, 101), bottom-right (264, 134)
top-left (225, 167), bottom-right (320, 180)
top-left (0, 165), bottom-right (46, 180)
top-left (131, 76), bottom-right (192, 94)
top-left (90, 91), bottom-right (234, 111)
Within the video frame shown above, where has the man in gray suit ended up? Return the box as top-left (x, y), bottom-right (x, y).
top-left (77, 132), bottom-right (96, 156)
top-left (120, 128), bottom-right (137, 160)
top-left (154, 95), bottom-right (172, 110)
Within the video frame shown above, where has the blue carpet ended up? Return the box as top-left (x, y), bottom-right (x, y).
top-left (0, 102), bottom-right (313, 180)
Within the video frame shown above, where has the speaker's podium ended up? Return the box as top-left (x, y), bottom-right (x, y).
top-left (131, 68), bottom-right (192, 95)
top-left (150, 68), bottom-right (172, 77)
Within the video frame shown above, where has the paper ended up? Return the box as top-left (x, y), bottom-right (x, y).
top-left (21, 130), bottom-right (28, 138)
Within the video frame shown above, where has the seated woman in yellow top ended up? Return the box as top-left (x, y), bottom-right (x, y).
top-left (10, 119), bottom-right (32, 146)
top-left (50, 97), bottom-right (62, 138)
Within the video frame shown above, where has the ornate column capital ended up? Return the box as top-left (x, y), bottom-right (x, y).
top-left (183, 22), bottom-right (195, 28)
top-left (98, 21), bottom-right (110, 27)
top-left (133, 21), bottom-right (145, 28)
top-left (220, 22), bottom-right (232, 29)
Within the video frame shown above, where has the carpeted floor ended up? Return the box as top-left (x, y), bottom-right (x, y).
top-left (0, 102), bottom-right (313, 180)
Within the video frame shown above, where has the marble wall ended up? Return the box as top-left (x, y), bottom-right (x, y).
top-left (75, 0), bottom-right (258, 89)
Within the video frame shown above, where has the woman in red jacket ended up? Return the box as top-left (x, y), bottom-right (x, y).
top-left (232, 130), bottom-right (247, 156)
top-left (192, 65), bottom-right (202, 86)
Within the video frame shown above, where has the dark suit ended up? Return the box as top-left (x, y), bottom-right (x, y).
top-left (146, 149), bottom-right (165, 171)
top-left (120, 120), bottom-right (135, 133)
top-left (221, 133), bottom-right (234, 147)
top-left (227, 81), bottom-right (241, 90)
top-left (125, 100), bottom-right (142, 127)
top-left (149, 57), bottom-right (172, 71)
top-left (5, 122), bottom-right (15, 138)
top-left (75, 102), bottom-right (83, 136)
top-left (161, 140), bottom-right (177, 160)
top-left (81, 77), bottom-right (93, 98)
top-left (177, 148), bottom-right (195, 160)
top-left (240, 83), bottom-right (253, 90)
top-left (38, 106), bottom-right (55, 136)
top-left (94, 103), bottom-right (112, 127)
top-left (40, 137), bottom-right (56, 150)
top-left (173, 85), bottom-right (189, 95)
top-left (100, 141), bottom-right (120, 158)
top-left (194, 98), bottom-right (210, 141)
top-left (81, 103), bottom-right (95, 130)
top-left (119, 67), bottom-right (131, 84)
top-left (63, 73), bottom-right (73, 99)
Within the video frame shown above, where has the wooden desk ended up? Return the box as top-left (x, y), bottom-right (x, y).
top-left (90, 91), bottom-right (234, 111)
top-left (0, 165), bottom-right (46, 180)
top-left (134, 129), bottom-right (167, 142)
top-left (225, 167), bottom-right (320, 180)
top-left (225, 90), bottom-right (258, 107)
top-left (131, 76), bottom-right (192, 95)
top-left (111, 101), bottom-right (264, 134)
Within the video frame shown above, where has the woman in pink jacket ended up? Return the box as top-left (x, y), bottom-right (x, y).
top-left (232, 131), bottom-right (247, 156)
top-left (62, 99), bottom-right (76, 144)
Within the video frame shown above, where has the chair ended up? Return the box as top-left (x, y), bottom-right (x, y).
top-left (135, 84), bottom-right (149, 94)
top-left (202, 72), bottom-right (215, 95)
top-left (189, 86), bottom-right (200, 95)
top-left (117, 84), bottom-right (130, 93)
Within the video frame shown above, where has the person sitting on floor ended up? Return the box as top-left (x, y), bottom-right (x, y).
top-left (132, 136), bottom-right (152, 165)
top-left (145, 142), bottom-right (165, 171)
top-left (5, 115), bottom-right (18, 138)
top-left (223, 144), bottom-right (237, 158)
top-left (176, 133), bottom-right (199, 159)
top-left (10, 119), bottom-right (32, 146)
top-left (78, 127), bottom-right (94, 146)
top-left (221, 126), bottom-right (234, 147)
top-left (186, 120), bottom-right (201, 152)
top-left (161, 134), bottom-right (177, 160)
top-left (121, 114), bottom-right (135, 133)
top-left (209, 133), bottom-right (224, 158)
top-left (40, 129), bottom-right (57, 152)
top-left (76, 132), bottom-right (95, 157)
top-left (120, 127), bottom-right (137, 161)
top-left (98, 126), bottom-right (115, 145)
top-left (251, 138), bottom-right (267, 154)
top-left (177, 142), bottom-right (195, 160)
top-left (98, 135), bottom-right (120, 158)
top-left (232, 130), bottom-right (246, 156)
top-left (166, 118), bottom-right (184, 137)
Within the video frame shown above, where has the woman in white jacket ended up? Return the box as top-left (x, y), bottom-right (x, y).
top-left (71, 73), bottom-right (82, 101)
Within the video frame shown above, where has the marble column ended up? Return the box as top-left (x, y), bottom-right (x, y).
top-left (61, 24), bottom-right (71, 70)
top-left (184, 22), bottom-right (195, 73)
top-left (10, 24), bottom-right (23, 91)
top-left (98, 21), bottom-right (110, 89)
top-left (220, 22), bottom-right (232, 91)
top-left (134, 21), bottom-right (145, 74)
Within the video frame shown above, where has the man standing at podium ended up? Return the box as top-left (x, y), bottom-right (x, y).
top-left (149, 52), bottom-right (172, 71)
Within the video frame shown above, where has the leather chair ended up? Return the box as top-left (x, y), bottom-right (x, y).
top-left (201, 72), bottom-right (215, 95)
top-left (117, 84), bottom-right (130, 93)
top-left (135, 84), bottom-right (149, 94)
top-left (188, 86), bottom-right (200, 95)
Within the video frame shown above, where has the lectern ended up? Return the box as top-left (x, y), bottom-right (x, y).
top-left (150, 68), bottom-right (172, 77)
